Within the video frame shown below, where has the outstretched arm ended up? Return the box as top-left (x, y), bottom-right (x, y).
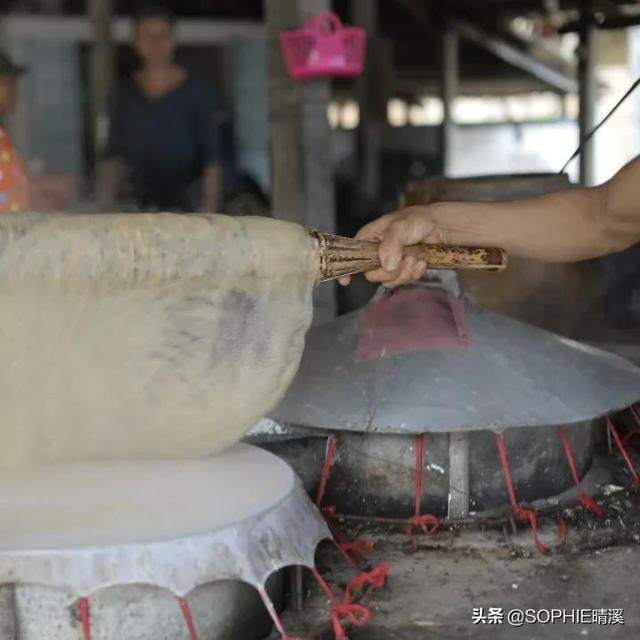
top-left (340, 156), bottom-right (640, 288)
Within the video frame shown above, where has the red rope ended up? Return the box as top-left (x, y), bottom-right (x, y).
top-left (329, 603), bottom-right (369, 640)
top-left (256, 585), bottom-right (308, 640)
top-left (619, 405), bottom-right (640, 445)
top-left (311, 567), bottom-right (378, 640)
top-left (78, 597), bottom-right (90, 640)
top-left (332, 535), bottom-right (361, 571)
top-left (413, 433), bottom-right (425, 515)
top-left (339, 538), bottom-right (374, 554)
top-left (330, 531), bottom-right (376, 572)
top-left (316, 433), bottom-right (337, 508)
top-left (608, 417), bottom-right (640, 485)
top-left (495, 433), bottom-right (548, 554)
top-left (311, 567), bottom-right (369, 640)
top-left (557, 510), bottom-right (568, 541)
top-left (177, 597), bottom-right (199, 640)
top-left (311, 567), bottom-right (338, 604)
top-left (315, 436), bottom-right (375, 572)
top-left (346, 563), bottom-right (390, 591)
top-left (558, 426), bottom-right (603, 516)
top-left (313, 432), bottom-right (394, 638)
top-left (406, 513), bottom-right (439, 535)
top-left (406, 434), bottom-right (440, 537)
top-left (495, 434), bottom-right (519, 511)
top-left (622, 430), bottom-right (637, 446)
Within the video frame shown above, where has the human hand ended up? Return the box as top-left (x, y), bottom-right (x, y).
top-left (338, 206), bottom-right (448, 288)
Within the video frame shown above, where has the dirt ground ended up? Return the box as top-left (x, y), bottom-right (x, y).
top-left (274, 490), bottom-right (640, 639)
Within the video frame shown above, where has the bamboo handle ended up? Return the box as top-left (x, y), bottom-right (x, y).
top-left (308, 229), bottom-right (507, 284)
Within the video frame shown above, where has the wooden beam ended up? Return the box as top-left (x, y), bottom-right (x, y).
top-left (265, 0), bottom-right (336, 321)
top-left (0, 585), bottom-right (16, 640)
top-left (458, 21), bottom-right (578, 94)
top-left (448, 432), bottom-right (470, 519)
top-left (353, 0), bottom-right (382, 203)
top-left (89, 0), bottom-right (113, 155)
top-left (1, 14), bottom-right (263, 43)
top-left (396, 0), bottom-right (577, 94)
top-left (440, 21), bottom-right (459, 175)
top-left (578, 6), bottom-right (595, 186)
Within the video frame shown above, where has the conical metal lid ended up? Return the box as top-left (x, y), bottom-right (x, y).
top-left (271, 286), bottom-right (640, 432)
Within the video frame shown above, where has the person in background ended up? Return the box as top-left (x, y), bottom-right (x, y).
top-left (97, 4), bottom-right (221, 212)
top-left (0, 50), bottom-right (28, 213)
top-left (339, 156), bottom-right (640, 288)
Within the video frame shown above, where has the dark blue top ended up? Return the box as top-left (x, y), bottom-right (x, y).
top-left (105, 73), bottom-right (219, 211)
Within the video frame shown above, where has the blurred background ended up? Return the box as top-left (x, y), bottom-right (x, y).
top-left (1, 0), bottom-right (640, 337)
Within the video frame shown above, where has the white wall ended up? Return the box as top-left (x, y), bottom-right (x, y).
top-left (16, 39), bottom-right (83, 176)
top-left (592, 67), bottom-right (638, 183)
top-left (333, 120), bottom-right (582, 198)
top-left (449, 121), bottom-right (579, 182)
top-left (230, 37), bottom-right (269, 192)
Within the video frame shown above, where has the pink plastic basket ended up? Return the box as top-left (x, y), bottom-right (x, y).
top-left (279, 11), bottom-right (366, 79)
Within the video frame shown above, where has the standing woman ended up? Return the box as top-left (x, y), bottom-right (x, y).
top-left (98, 5), bottom-right (221, 212)
top-left (0, 50), bottom-right (28, 213)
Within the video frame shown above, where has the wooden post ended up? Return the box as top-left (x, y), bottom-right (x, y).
top-left (448, 432), bottom-right (470, 518)
top-left (578, 4), bottom-right (595, 186)
top-left (89, 0), bottom-right (114, 157)
top-left (266, 0), bottom-right (336, 321)
top-left (440, 20), bottom-right (458, 176)
top-left (353, 0), bottom-right (380, 203)
top-left (0, 585), bottom-right (17, 640)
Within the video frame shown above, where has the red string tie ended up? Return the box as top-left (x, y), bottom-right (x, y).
top-left (558, 426), bottom-right (603, 517)
top-left (347, 562), bottom-right (390, 591)
top-left (320, 505), bottom-right (337, 517)
top-left (608, 417), bottom-right (640, 485)
top-left (78, 597), bottom-right (91, 640)
top-left (316, 433), bottom-right (338, 508)
top-left (496, 433), bottom-right (549, 554)
top-left (557, 510), bottom-right (568, 541)
top-left (177, 596), bottom-right (199, 640)
top-left (329, 602), bottom-right (370, 640)
top-left (515, 506), bottom-right (548, 555)
top-left (339, 537), bottom-right (374, 554)
top-left (406, 513), bottom-right (440, 536)
top-left (330, 565), bottom-right (391, 639)
top-left (406, 434), bottom-right (440, 537)
top-left (312, 568), bottom-right (369, 640)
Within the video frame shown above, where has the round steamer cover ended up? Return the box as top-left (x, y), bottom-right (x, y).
top-left (0, 444), bottom-right (330, 595)
top-left (271, 286), bottom-right (640, 432)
